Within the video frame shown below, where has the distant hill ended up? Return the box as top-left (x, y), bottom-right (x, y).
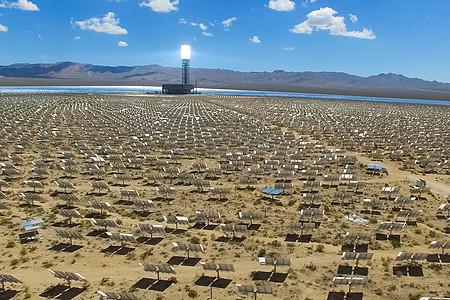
top-left (1, 62), bottom-right (450, 100)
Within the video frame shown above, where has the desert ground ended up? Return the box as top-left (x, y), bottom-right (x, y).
top-left (0, 93), bottom-right (449, 300)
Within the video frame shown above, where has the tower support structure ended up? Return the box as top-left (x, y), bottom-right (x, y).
top-left (182, 59), bottom-right (190, 85)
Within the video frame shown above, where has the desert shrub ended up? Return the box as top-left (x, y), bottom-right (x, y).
top-left (369, 217), bottom-right (378, 224)
top-left (187, 289), bottom-right (198, 298)
top-left (140, 249), bottom-right (153, 260)
top-left (5, 241), bottom-right (15, 248)
top-left (190, 236), bottom-right (200, 244)
top-left (270, 240), bottom-right (281, 247)
top-left (428, 264), bottom-right (443, 271)
top-left (42, 261), bottom-right (53, 268)
top-left (387, 284), bottom-right (396, 291)
top-left (316, 244), bottom-right (325, 252)
top-left (168, 276), bottom-right (178, 283)
top-left (305, 262), bottom-right (317, 271)
top-left (100, 277), bottom-right (115, 286)
top-left (10, 259), bottom-right (19, 267)
top-left (391, 239), bottom-right (401, 249)
top-left (257, 249), bottom-right (266, 257)
top-left (408, 293), bottom-right (421, 300)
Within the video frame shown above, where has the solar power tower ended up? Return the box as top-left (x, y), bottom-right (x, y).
top-left (162, 45), bottom-right (194, 94)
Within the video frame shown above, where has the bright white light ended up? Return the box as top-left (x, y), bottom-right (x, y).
top-left (181, 44), bottom-right (191, 59)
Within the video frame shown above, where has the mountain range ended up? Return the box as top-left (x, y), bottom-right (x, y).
top-left (1, 62), bottom-right (450, 100)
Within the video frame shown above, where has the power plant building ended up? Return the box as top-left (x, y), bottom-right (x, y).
top-left (162, 45), bottom-right (194, 94)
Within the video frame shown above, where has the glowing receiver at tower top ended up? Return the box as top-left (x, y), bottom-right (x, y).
top-left (181, 45), bottom-right (191, 60)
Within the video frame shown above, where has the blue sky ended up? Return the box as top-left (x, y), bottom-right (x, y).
top-left (0, 0), bottom-right (449, 82)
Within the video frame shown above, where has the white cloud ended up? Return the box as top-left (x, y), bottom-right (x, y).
top-left (12, 0), bottom-right (38, 10)
top-left (139, 0), bottom-right (179, 13)
top-left (0, 0), bottom-right (39, 11)
top-left (118, 40), bottom-right (128, 46)
top-left (302, 0), bottom-right (317, 8)
top-left (222, 17), bottom-right (236, 30)
top-left (75, 12), bottom-right (127, 35)
top-left (73, 36), bottom-right (81, 40)
top-left (349, 14), bottom-right (358, 23)
top-left (291, 21), bottom-right (312, 34)
top-left (290, 7), bottom-right (375, 40)
top-left (282, 46), bottom-right (294, 50)
top-left (250, 35), bottom-right (261, 43)
top-left (268, 0), bottom-right (295, 12)
top-left (182, 18), bottom-right (213, 36)
top-left (0, 24), bottom-right (7, 32)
